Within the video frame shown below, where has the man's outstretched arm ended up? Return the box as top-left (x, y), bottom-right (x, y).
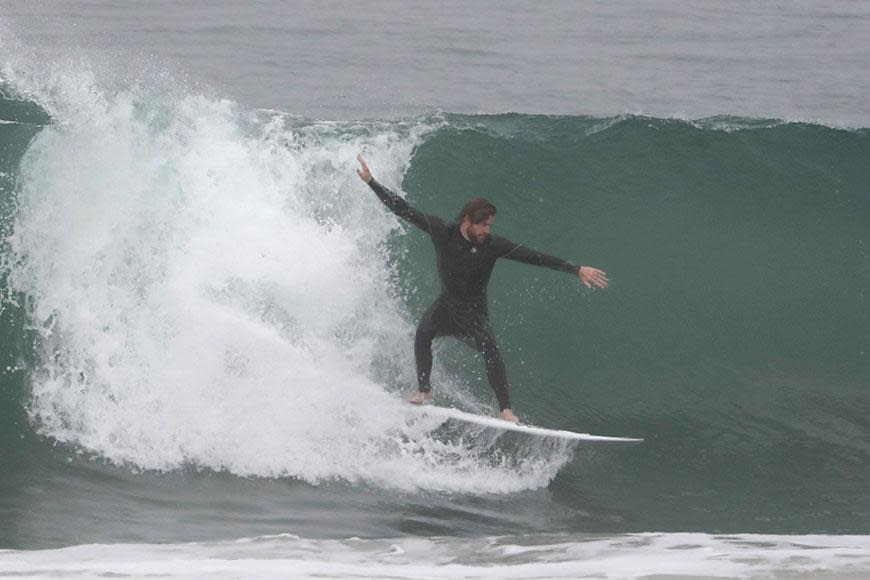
top-left (356, 155), bottom-right (440, 235)
top-left (492, 236), bottom-right (609, 289)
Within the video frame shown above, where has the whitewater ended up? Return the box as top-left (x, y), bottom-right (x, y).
top-left (1, 65), bottom-right (581, 495)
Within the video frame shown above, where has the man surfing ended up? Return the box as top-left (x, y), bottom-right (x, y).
top-left (356, 155), bottom-right (608, 423)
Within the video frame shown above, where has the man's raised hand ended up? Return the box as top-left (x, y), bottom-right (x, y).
top-left (356, 154), bottom-right (373, 183)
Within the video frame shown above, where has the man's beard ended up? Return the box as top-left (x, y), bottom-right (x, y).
top-left (469, 231), bottom-right (488, 245)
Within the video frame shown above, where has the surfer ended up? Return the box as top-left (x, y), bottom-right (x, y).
top-left (356, 155), bottom-right (608, 423)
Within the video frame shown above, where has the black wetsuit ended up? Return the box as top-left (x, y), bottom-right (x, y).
top-left (368, 179), bottom-right (580, 410)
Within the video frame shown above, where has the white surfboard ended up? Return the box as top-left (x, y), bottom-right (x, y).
top-left (409, 405), bottom-right (643, 444)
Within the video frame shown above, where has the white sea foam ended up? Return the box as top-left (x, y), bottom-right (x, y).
top-left (1, 61), bottom-right (575, 493)
top-left (1, 533), bottom-right (868, 579)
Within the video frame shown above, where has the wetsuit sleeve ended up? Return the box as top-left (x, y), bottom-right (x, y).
top-left (367, 179), bottom-right (443, 235)
top-left (491, 235), bottom-right (580, 274)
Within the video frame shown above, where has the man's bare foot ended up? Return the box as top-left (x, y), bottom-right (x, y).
top-left (500, 408), bottom-right (520, 423)
top-left (408, 391), bottom-right (433, 405)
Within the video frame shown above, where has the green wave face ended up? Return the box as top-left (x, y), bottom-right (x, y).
top-left (397, 114), bottom-right (870, 530)
top-left (403, 114), bottom-right (868, 395)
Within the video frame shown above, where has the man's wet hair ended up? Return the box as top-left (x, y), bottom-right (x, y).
top-left (457, 197), bottom-right (497, 224)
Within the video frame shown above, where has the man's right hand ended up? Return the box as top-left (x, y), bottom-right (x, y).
top-left (356, 154), bottom-right (373, 183)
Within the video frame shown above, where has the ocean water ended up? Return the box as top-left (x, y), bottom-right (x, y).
top-left (1, 2), bottom-right (869, 578)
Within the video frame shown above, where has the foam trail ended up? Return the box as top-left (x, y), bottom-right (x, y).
top-left (1, 63), bottom-right (573, 493)
top-left (1, 533), bottom-right (868, 579)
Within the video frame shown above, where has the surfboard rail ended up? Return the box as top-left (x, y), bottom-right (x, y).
top-left (408, 405), bottom-right (644, 444)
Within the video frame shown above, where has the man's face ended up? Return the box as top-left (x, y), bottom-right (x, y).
top-left (466, 215), bottom-right (495, 246)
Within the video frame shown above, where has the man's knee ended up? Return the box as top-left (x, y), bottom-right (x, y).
top-left (472, 328), bottom-right (498, 355)
top-left (415, 321), bottom-right (437, 349)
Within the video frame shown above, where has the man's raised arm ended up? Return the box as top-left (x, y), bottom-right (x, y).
top-left (356, 155), bottom-right (439, 234)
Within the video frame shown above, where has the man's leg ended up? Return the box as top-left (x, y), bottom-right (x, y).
top-left (469, 321), bottom-right (511, 412)
top-left (412, 301), bottom-right (448, 402)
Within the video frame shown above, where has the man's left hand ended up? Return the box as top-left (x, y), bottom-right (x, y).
top-left (579, 266), bottom-right (609, 289)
